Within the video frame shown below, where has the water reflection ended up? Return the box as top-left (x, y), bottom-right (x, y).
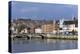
top-left (12, 38), bottom-right (78, 53)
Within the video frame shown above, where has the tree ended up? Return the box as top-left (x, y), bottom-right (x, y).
top-left (72, 30), bottom-right (75, 35)
top-left (16, 24), bottom-right (26, 34)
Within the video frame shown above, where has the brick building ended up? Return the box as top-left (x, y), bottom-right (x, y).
top-left (41, 21), bottom-right (57, 33)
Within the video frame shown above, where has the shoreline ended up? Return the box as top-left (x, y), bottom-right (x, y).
top-left (11, 34), bottom-right (78, 40)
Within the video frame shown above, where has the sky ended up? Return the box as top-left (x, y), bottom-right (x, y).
top-left (10, 1), bottom-right (78, 20)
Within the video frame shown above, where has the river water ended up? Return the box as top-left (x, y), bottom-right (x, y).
top-left (12, 38), bottom-right (78, 53)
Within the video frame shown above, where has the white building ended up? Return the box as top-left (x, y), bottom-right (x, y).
top-left (20, 28), bottom-right (28, 34)
top-left (59, 19), bottom-right (64, 28)
top-left (59, 18), bottom-right (78, 34)
top-left (35, 28), bottom-right (42, 33)
top-left (63, 20), bottom-right (78, 35)
top-left (53, 30), bottom-right (57, 34)
top-left (11, 23), bottom-right (18, 34)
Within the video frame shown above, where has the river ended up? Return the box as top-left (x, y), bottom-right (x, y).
top-left (12, 38), bottom-right (78, 53)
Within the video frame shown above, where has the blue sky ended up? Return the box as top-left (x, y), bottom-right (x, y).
top-left (11, 1), bottom-right (78, 20)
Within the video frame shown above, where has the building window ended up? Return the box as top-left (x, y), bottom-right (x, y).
top-left (59, 28), bottom-right (62, 30)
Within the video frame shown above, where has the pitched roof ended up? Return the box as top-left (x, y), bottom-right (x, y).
top-left (63, 20), bottom-right (78, 25)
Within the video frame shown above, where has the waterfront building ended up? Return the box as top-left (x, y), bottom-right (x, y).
top-left (63, 19), bottom-right (78, 35)
top-left (20, 28), bottom-right (28, 34)
top-left (56, 17), bottom-right (78, 35)
top-left (35, 28), bottom-right (42, 33)
top-left (41, 21), bottom-right (56, 33)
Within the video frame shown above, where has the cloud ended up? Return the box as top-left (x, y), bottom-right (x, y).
top-left (20, 7), bottom-right (39, 13)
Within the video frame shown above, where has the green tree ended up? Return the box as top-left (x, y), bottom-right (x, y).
top-left (16, 24), bottom-right (26, 34)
